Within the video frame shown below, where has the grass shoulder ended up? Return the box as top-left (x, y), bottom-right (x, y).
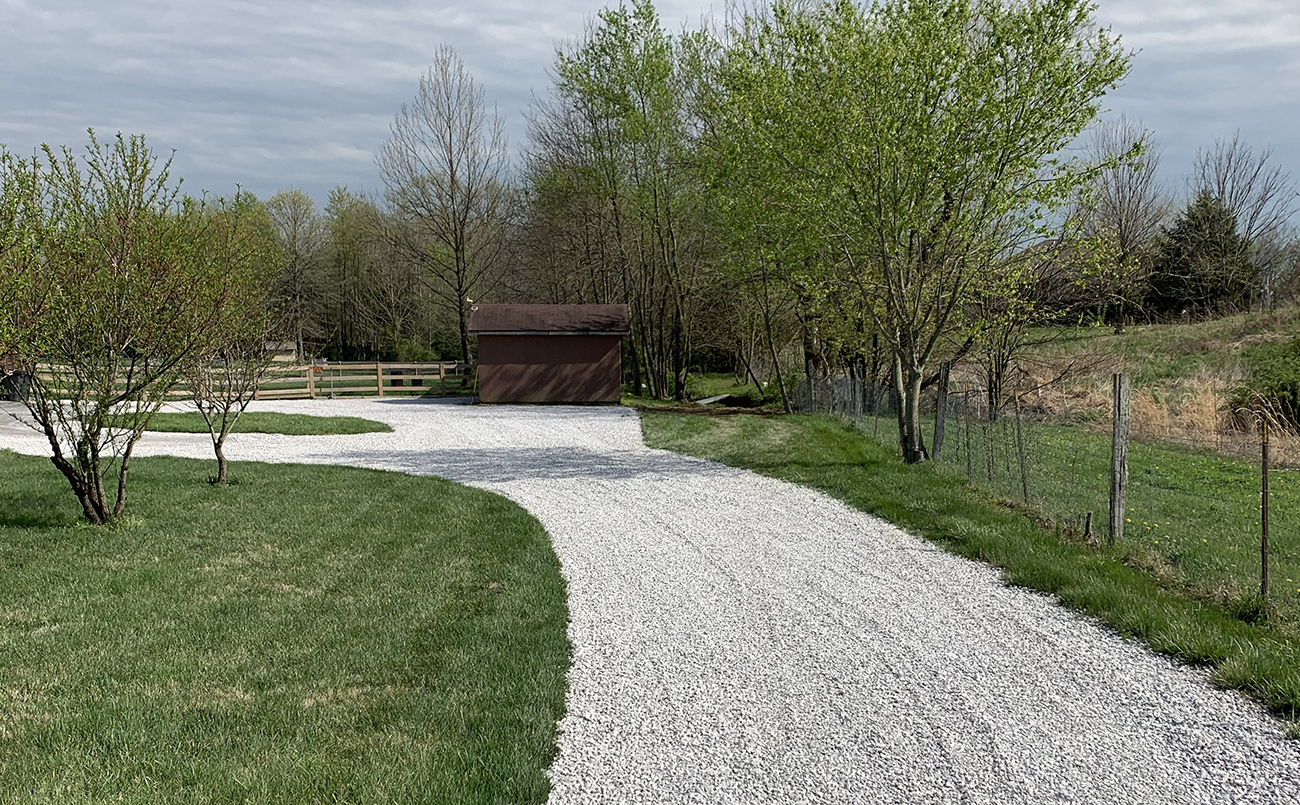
top-left (641, 411), bottom-right (1300, 727)
top-left (145, 411), bottom-right (393, 435)
top-left (0, 450), bottom-right (568, 803)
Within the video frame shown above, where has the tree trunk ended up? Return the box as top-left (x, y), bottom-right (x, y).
top-left (457, 297), bottom-right (471, 364)
top-left (895, 353), bottom-right (928, 464)
top-left (672, 309), bottom-right (688, 402)
top-left (629, 341), bottom-right (642, 397)
top-left (214, 436), bottom-right (230, 485)
top-left (112, 441), bottom-right (136, 519)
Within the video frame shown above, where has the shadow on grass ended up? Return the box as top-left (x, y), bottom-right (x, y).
top-left (0, 495), bottom-right (79, 528)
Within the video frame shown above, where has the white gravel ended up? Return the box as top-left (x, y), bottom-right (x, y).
top-left (4, 397), bottom-right (1300, 803)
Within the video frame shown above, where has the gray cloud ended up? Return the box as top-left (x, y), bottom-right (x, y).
top-left (1, 1), bottom-right (1295, 212)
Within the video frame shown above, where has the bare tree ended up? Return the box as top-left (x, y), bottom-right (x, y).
top-left (1076, 116), bottom-right (1173, 329)
top-left (378, 45), bottom-right (511, 363)
top-left (265, 189), bottom-right (326, 359)
top-left (1193, 133), bottom-right (1298, 309)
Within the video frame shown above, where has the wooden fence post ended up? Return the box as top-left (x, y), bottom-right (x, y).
top-left (1262, 419), bottom-right (1270, 602)
top-left (1014, 393), bottom-right (1029, 503)
top-left (376, 362), bottom-right (384, 398)
top-left (307, 366), bottom-right (315, 400)
top-left (1109, 372), bottom-right (1131, 544)
top-left (440, 363), bottom-right (447, 395)
top-left (932, 362), bottom-right (950, 463)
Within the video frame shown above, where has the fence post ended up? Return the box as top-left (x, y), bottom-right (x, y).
top-left (376, 362), bottom-right (384, 398)
top-left (1262, 419), bottom-right (1270, 602)
top-left (1014, 393), bottom-right (1029, 503)
top-left (963, 385), bottom-right (973, 478)
top-left (307, 366), bottom-right (315, 400)
top-left (1109, 372), bottom-right (1131, 544)
top-left (441, 363), bottom-right (447, 395)
top-left (932, 362), bottom-right (950, 463)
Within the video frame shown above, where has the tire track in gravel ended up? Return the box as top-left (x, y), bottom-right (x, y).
top-left (4, 398), bottom-right (1300, 804)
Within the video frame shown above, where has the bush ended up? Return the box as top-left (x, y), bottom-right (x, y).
top-left (1234, 337), bottom-right (1300, 428)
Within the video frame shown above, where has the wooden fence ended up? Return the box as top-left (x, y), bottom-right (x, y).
top-left (254, 362), bottom-right (475, 400)
top-left (27, 361), bottom-right (475, 401)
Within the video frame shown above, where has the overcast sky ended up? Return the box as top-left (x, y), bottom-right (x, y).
top-left (2, 1), bottom-right (1297, 209)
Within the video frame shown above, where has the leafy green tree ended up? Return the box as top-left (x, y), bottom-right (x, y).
top-left (711, 0), bottom-right (1129, 462)
top-left (0, 152), bottom-right (60, 365)
top-left (1147, 191), bottom-right (1255, 319)
top-left (4, 132), bottom-right (232, 523)
top-left (538, 0), bottom-right (713, 400)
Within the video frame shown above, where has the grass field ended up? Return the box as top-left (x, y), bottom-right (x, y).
top-left (1026, 306), bottom-right (1300, 388)
top-left (0, 451), bottom-right (568, 804)
top-left (892, 412), bottom-right (1300, 625)
top-left (143, 412), bottom-right (392, 436)
top-left (642, 411), bottom-right (1300, 728)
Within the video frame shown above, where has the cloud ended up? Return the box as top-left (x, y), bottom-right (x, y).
top-left (1091, 0), bottom-right (1300, 195)
top-left (0, 1), bottom-right (1295, 210)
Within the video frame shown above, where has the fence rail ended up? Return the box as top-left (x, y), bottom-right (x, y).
top-left (254, 361), bottom-right (475, 400)
top-left (23, 361), bottom-right (476, 402)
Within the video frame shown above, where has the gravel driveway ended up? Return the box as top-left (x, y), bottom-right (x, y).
top-left (4, 398), bottom-right (1300, 803)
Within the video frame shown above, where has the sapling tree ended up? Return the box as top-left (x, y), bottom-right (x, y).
top-left (186, 194), bottom-right (287, 485)
top-left (7, 132), bottom-right (229, 523)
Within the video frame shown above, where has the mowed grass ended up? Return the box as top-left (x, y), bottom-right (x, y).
top-left (0, 451), bottom-right (568, 804)
top-left (642, 412), bottom-right (1300, 726)
top-left (143, 412), bottom-right (392, 436)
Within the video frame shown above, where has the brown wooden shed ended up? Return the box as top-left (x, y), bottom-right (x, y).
top-left (468, 304), bottom-right (630, 404)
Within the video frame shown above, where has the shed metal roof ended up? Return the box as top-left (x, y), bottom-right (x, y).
top-left (468, 304), bottom-right (630, 335)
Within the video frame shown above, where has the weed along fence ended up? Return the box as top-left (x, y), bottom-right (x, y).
top-left (795, 371), bottom-right (1300, 625)
top-left (255, 362), bottom-right (474, 400)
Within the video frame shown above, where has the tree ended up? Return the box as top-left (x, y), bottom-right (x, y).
top-left (0, 153), bottom-right (41, 360)
top-left (5, 132), bottom-right (231, 523)
top-left (1147, 191), bottom-right (1254, 318)
top-left (712, 0), bottom-right (1130, 462)
top-left (521, 0), bottom-right (714, 401)
top-left (1192, 134), bottom-right (1297, 310)
top-left (1074, 117), bottom-right (1172, 329)
top-left (186, 194), bottom-right (287, 486)
top-left (378, 45), bottom-right (511, 363)
top-left (265, 189), bottom-right (326, 360)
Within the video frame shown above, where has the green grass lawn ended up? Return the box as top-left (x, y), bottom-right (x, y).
top-left (621, 372), bottom-right (776, 409)
top-left (642, 411), bottom-right (1300, 727)
top-left (0, 451), bottom-right (568, 804)
top-left (143, 412), bottom-right (393, 436)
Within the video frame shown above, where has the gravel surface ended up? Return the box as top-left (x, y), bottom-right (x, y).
top-left (4, 398), bottom-right (1300, 803)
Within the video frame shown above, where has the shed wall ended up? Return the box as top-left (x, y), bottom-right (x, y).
top-left (477, 334), bottom-right (622, 403)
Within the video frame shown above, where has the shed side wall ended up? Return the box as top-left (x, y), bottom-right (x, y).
top-left (477, 334), bottom-right (622, 403)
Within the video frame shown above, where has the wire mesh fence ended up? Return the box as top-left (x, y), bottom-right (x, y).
top-left (793, 373), bottom-right (1300, 624)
